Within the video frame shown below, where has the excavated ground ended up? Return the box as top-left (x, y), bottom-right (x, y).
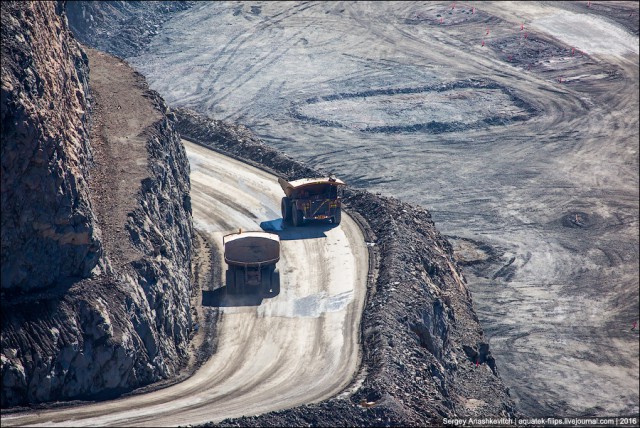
top-left (126, 2), bottom-right (639, 418)
top-left (174, 109), bottom-right (515, 426)
top-left (58, 0), bottom-right (640, 420)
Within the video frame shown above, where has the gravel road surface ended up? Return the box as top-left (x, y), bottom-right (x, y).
top-left (1, 141), bottom-right (368, 427)
top-left (127, 1), bottom-right (639, 416)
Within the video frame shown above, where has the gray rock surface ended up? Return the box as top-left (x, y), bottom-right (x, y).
top-left (174, 109), bottom-right (516, 426)
top-left (65, 0), bottom-right (195, 59)
top-left (1, 0), bottom-right (104, 291)
top-left (1, 2), bottom-right (194, 407)
top-left (81, 1), bottom-right (638, 417)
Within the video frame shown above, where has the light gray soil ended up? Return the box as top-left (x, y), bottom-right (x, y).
top-left (126, 1), bottom-right (639, 417)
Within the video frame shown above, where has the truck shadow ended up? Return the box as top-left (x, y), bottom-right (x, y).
top-left (202, 268), bottom-right (281, 307)
top-left (202, 288), bottom-right (264, 307)
top-left (260, 218), bottom-right (337, 240)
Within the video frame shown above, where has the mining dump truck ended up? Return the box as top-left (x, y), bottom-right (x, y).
top-left (279, 175), bottom-right (346, 226)
top-left (223, 230), bottom-right (280, 296)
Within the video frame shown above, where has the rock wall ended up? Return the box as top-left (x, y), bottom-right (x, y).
top-left (1, 2), bottom-right (193, 407)
top-left (65, 1), bottom-right (196, 59)
top-left (173, 108), bottom-right (517, 426)
top-left (1, 0), bottom-right (104, 291)
top-left (122, 94), bottom-right (194, 385)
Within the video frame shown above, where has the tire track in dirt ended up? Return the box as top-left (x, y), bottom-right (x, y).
top-left (127, 1), bottom-right (638, 417)
top-left (1, 141), bottom-right (369, 427)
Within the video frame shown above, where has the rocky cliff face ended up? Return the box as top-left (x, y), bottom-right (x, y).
top-left (1, 0), bottom-right (103, 291)
top-left (1, 1), bottom-right (193, 407)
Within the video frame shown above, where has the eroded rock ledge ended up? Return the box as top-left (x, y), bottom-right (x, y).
top-left (173, 108), bottom-right (518, 426)
top-left (1, 2), bottom-right (193, 407)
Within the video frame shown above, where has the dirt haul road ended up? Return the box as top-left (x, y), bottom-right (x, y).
top-left (2, 140), bottom-right (368, 427)
top-left (128, 1), bottom-right (639, 416)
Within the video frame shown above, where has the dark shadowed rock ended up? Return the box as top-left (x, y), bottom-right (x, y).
top-left (1, 2), bottom-right (194, 407)
top-left (1, 0), bottom-right (104, 291)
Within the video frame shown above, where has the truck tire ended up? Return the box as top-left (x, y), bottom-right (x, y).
top-left (270, 268), bottom-right (280, 296)
top-left (293, 208), bottom-right (304, 227)
top-left (281, 197), bottom-right (292, 224)
top-left (226, 267), bottom-right (236, 292)
top-left (235, 267), bottom-right (245, 293)
top-left (263, 267), bottom-right (280, 297)
top-left (333, 208), bottom-right (342, 225)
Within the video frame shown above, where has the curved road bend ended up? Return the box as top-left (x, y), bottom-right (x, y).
top-left (3, 140), bottom-right (369, 427)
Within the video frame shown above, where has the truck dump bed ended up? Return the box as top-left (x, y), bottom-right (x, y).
top-left (278, 176), bottom-right (346, 198)
top-left (223, 231), bottom-right (280, 267)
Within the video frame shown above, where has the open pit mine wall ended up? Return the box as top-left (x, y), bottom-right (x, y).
top-left (1, 1), bottom-right (103, 292)
top-left (174, 109), bottom-right (517, 425)
top-left (1, 1), bottom-right (193, 407)
top-left (65, 1), bottom-right (196, 59)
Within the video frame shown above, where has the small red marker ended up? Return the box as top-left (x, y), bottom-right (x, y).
top-left (440, 16), bottom-right (444, 24)
top-left (472, 7), bottom-right (476, 14)
top-left (481, 40), bottom-right (485, 47)
top-left (476, 360), bottom-right (479, 367)
top-left (571, 47), bottom-right (575, 56)
top-left (521, 23), bottom-right (524, 31)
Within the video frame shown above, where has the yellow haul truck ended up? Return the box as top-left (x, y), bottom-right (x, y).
top-left (279, 176), bottom-right (346, 226)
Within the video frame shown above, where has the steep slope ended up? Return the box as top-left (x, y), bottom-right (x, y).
top-left (65, 0), bottom-right (195, 59)
top-left (175, 110), bottom-right (516, 426)
top-left (1, 0), bottom-right (103, 291)
top-left (1, 1), bottom-right (194, 407)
